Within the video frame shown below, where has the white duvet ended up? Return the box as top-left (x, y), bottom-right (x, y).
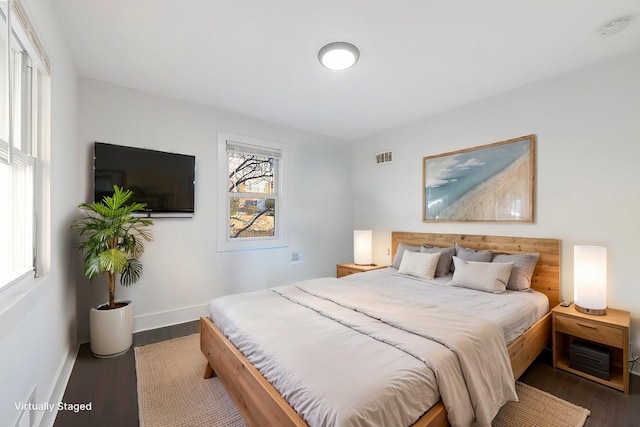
top-left (209, 272), bottom-right (544, 427)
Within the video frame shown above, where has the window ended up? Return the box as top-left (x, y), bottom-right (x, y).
top-left (0, 1), bottom-right (50, 289)
top-left (217, 133), bottom-right (288, 251)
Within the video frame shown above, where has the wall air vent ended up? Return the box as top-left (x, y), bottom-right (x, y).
top-left (374, 151), bottom-right (393, 165)
top-left (291, 251), bottom-right (303, 264)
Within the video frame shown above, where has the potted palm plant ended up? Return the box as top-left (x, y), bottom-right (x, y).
top-left (72, 185), bottom-right (153, 357)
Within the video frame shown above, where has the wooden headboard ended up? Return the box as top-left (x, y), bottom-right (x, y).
top-left (391, 232), bottom-right (561, 308)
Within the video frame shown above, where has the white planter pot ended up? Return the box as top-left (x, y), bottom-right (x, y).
top-left (90, 300), bottom-right (133, 358)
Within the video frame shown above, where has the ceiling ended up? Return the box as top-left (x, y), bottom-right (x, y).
top-left (51, 0), bottom-right (640, 141)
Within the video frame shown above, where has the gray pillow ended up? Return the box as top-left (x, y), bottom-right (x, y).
top-left (450, 256), bottom-right (513, 294)
top-left (453, 243), bottom-right (493, 271)
top-left (421, 245), bottom-right (455, 277)
top-left (492, 252), bottom-right (539, 291)
top-left (391, 243), bottom-right (421, 269)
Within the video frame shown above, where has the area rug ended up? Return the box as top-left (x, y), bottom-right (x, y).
top-left (135, 334), bottom-right (590, 427)
top-left (135, 334), bottom-right (247, 427)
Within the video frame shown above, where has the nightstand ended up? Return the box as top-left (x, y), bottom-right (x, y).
top-left (552, 303), bottom-right (630, 393)
top-left (336, 263), bottom-right (386, 278)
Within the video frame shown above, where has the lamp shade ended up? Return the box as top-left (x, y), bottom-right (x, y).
top-left (574, 245), bottom-right (607, 315)
top-left (353, 230), bottom-right (372, 265)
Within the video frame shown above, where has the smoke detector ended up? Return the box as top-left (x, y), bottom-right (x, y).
top-left (599, 18), bottom-right (630, 37)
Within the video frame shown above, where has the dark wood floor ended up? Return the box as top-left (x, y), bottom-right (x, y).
top-left (54, 321), bottom-right (638, 427)
top-left (519, 350), bottom-right (639, 426)
top-left (53, 321), bottom-right (200, 427)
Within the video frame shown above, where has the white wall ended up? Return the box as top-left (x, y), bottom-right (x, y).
top-left (351, 49), bottom-right (640, 373)
top-left (0, 1), bottom-right (78, 426)
top-left (76, 78), bottom-right (353, 338)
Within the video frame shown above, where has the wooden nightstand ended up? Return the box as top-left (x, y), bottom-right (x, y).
top-left (336, 263), bottom-right (386, 278)
top-left (552, 303), bottom-right (630, 393)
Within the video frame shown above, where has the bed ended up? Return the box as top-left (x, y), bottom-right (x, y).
top-left (200, 232), bottom-right (561, 427)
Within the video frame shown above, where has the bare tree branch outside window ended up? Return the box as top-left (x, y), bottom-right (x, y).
top-left (228, 153), bottom-right (276, 238)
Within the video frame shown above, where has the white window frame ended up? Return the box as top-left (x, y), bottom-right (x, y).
top-left (0, 0), bottom-right (50, 291)
top-left (217, 132), bottom-right (288, 252)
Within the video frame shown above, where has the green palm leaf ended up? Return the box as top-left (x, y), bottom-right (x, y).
top-left (121, 258), bottom-right (143, 286)
top-left (83, 254), bottom-right (102, 280)
top-left (98, 249), bottom-right (128, 273)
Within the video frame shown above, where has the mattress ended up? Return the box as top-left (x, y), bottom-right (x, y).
top-left (208, 270), bottom-right (548, 427)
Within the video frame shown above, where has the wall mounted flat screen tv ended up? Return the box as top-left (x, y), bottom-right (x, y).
top-left (94, 142), bottom-right (196, 216)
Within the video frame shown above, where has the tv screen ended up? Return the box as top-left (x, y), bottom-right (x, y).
top-left (94, 142), bottom-right (195, 215)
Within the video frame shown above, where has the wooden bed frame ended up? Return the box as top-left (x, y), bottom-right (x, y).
top-left (200, 232), bottom-right (561, 427)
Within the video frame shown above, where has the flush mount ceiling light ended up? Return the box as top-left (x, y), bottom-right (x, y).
top-left (599, 17), bottom-right (630, 36)
top-left (318, 42), bottom-right (360, 71)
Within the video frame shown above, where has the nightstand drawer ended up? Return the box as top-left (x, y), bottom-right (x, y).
top-left (336, 263), bottom-right (386, 278)
top-left (337, 266), bottom-right (361, 277)
top-left (555, 314), bottom-right (623, 347)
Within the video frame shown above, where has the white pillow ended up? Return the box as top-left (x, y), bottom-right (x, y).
top-left (398, 251), bottom-right (441, 280)
top-left (449, 256), bottom-right (513, 293)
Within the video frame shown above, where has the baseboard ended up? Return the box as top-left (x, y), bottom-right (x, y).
top-left (133, 303), bottom-right (209, 333)
top-left (78, 303), bottom-right (209, 343)
top-left (38, 343), bottom-right (79, 427)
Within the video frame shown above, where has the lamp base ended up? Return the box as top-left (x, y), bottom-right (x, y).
top-left (575, 304), bottom-right (606, 316)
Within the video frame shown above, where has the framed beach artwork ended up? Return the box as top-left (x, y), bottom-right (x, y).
top-left (423, 135), bottom-right (535, 222)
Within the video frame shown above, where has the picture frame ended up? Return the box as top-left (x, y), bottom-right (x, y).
top-left (423, 135), bottom-right (535, 222)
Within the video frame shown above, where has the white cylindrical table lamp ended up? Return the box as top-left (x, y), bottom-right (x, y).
top-left (354, 230), bottom-right (372, 265)
top-left (574, 245), bottom-right (607, 315)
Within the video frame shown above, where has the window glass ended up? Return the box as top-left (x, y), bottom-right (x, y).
top-left (0, 160), bottom-right (8, 272)
top-left (229, 196), bottom-right (276, 239)
top-left (0, 8), bottom-right (8, 143)
top-left (227, 150), bottom-right (278, 239)
top-left (228, 152), bottom-right (275, 194)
